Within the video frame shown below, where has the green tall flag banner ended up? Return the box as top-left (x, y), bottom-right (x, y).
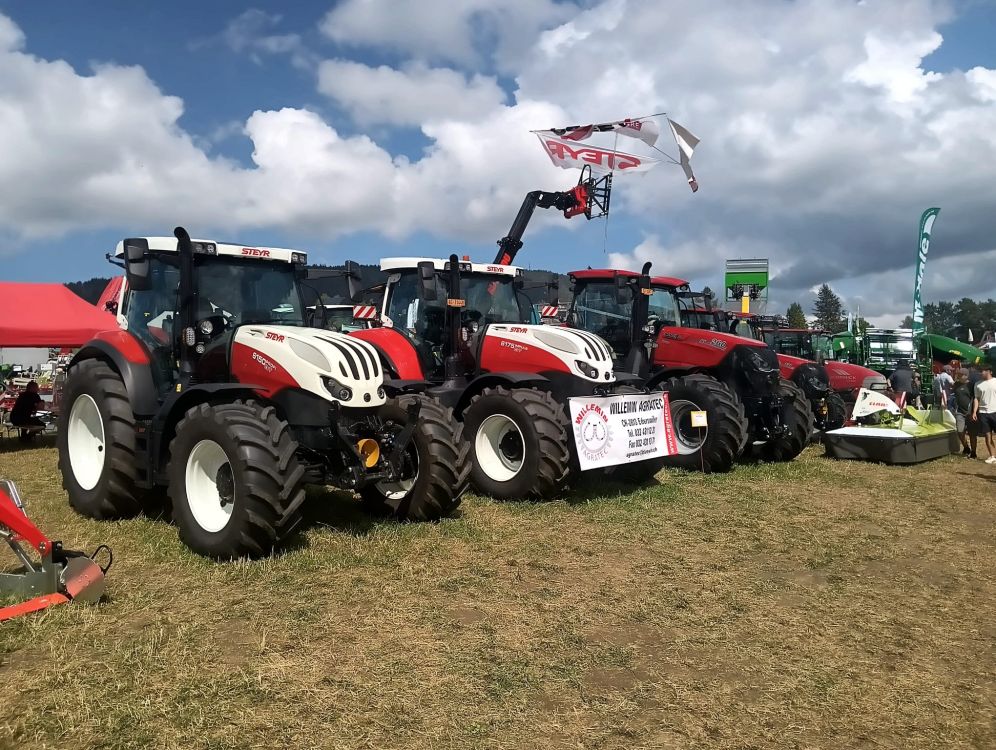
top-left (911, 207), bottom-right (940, 335)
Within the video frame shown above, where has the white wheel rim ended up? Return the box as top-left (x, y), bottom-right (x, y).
top-left (476, 414), bottom-right (525, 482)
top-left (375, 444), bottom-right (419, 501)
top-left (669, 399), bottom-right (708, 456)
top-left (68, 394), bottom-right (105, 491)
top-left (185, 440), bottom-right (235, 533)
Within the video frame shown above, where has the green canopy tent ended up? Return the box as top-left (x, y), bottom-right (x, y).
top-left (918, 333), bottom-right (986, 366)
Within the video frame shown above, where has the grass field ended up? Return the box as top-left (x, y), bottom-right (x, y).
top-left (1, 437), bottom-right (994, 750)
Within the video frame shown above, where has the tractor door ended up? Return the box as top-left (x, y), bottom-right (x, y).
top-left (383, 271), bottom-right (448, 380)
top-left (120, 256), bottom-right (180, 392)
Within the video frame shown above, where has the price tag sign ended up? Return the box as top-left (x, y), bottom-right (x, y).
top-left (690, 410), bottom-right (708, 428)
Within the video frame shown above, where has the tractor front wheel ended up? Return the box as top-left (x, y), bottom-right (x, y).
top-left (824, 391), bottom-right (847, 431)
top-left (360, 394), bottom-right (469, 521)
top-left (168, 401), bottom-right (306, 559)
top-left (462, 386), bottom-right (571, 500)
top-left (755, 379), bottom-right (815, 462)
top-left (58, 358), bottom-right (144, 519)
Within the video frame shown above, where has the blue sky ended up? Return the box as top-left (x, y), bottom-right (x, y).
top-left (0, 0), bottom-right (994, 323)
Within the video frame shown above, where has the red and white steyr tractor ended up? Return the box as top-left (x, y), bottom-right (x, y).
top-left (58, 229), bottom-right (468, 559)
top-left (350, 255), bottom-right (668, 499)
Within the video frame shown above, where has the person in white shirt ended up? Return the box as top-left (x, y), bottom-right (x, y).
top-left (970, 364), bottom-right (996, 463)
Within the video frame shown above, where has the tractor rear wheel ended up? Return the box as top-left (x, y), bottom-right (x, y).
top-left (168, 401), bottom-right (306, 559)
top-left (658, 374), bottom-right (747, 473)
top-left (360, 394), bottom-right (469, 521)
top-left (462, 386), bottom-right (571, 500)
top-left (755, 379), bottom-right (815, 462)
top-left (58, 358), bottom-right (143, 519)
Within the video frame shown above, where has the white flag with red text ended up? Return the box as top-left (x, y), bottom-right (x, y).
top-left (534, 132), bottom-right (662, 174)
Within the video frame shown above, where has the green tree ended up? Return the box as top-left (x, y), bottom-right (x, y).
top-left (924, 301), bottom-right (959, 337)
top-left (812, 284), bottom-right (845, 332)
top-left (901, 315), bottom-right (914, 329)
top-left (855, 317), bottom-right (872, 335)
top-left (786, 302), bottom-right (808, 329)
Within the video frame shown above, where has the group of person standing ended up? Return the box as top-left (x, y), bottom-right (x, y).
top-left (889, 360), bottom-right (996, 463)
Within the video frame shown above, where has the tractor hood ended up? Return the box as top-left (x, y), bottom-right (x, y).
top-left (231, 325), bottom-right (387, 407)
top-left (773, 353), bottom-right (887, 395)
top-left (481, 324), bottom-right (615, 384)
top-left (823, 361), bottom-right (889, 394)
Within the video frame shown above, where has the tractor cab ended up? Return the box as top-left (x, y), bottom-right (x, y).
top-left (676, 290), bottom-right (726, 331)
top-left (114, 236), bottom-right (312, 391)
top-left (374, 257), bottom-right (536, 381)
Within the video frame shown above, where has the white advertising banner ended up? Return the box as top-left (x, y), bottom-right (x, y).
top-left (535, 133), bottom-right (662, 174)
top-left (568, 392), bottom-right (677, 471)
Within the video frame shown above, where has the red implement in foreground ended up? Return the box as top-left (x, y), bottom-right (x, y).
top-left (0, 480), bottom-right (110, 622)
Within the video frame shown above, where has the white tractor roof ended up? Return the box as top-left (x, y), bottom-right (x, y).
top-left (380, 257), bottom-right (522, 276)
top-left (113, 237), bottom-right (307, 264)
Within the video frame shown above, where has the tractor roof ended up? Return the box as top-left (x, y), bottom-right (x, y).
top-left (380, 257), bottom-right (523, 276)
top-left (114, 237), bottom-right (307, 264)
top-left (568, 268), bottom-right (689, 288)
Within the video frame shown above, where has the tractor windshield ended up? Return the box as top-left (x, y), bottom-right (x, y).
top-left (461, 274), bottom-right (531, 325)
top-left (571, 281), bottom-right (681, 359)
top-left (196, 256), bottom-right (305, 326)
top-left (763, 331), bottom-right (813, 359)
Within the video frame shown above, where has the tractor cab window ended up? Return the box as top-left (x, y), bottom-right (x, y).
top-left (570, 282), bottom-right (634, 359)
top-left (732, 319), bottom-right (757, 340)
top-left (461, 274), bottom-right (530, 327)
top-left (122, 255), bottom-right (180, 387)
top-left (124, 256), bottom-right (180, 353)
top-left (647, 288), bottom-right (681, 328)
top-left (196, 257), bottom-right (304, 326)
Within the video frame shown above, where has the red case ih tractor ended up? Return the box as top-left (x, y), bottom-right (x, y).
top-left (677, 294), bottom-right (844, 433)
top-left (58, 229), bottom-right (468, 559)
top-left (565, 265), bottom-right (814, 470)
top-left (350, 253), bottom-right (667, 499)
top-left (734, 315), bottom-right (889, 422)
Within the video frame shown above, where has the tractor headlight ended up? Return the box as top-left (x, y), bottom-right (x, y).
top-left (575, 359), bottom-right (599, 379)
top-left (377, 386), bottom-right (386, 399)
top-left (323, 376), bottom-right (353, 402)
top-left (199, 319), bottom-right (213, 336)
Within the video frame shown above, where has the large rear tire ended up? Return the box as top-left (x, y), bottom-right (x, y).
top-left (658, 373), bottom-right (748, 473)
top-left (360, 394), bottom-right (469, 521)
top-left (756, 379), bottom-right (814, 462)
top-left (462, 386), bottom-right (571, 500)
top-left (58, 359), bottom-right (143, 519)
top-left (168, 401), bottom-right (306, 559)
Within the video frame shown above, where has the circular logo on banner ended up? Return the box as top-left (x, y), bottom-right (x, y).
top-left (574, 403), bottom-right (612, 462)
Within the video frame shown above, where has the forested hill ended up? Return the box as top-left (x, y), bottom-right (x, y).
top-left (65, 277), bottom-right (112, 304)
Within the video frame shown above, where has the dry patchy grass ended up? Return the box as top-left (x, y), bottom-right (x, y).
top-left (1, 436), bottom-right (994, 749)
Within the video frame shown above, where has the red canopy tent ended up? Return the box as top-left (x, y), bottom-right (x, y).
top-left (95, 276), bottom-right (125, 313)
top-left (0, 282), bottom-right (116, 347)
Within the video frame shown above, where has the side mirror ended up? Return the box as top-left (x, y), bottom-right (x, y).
top-left (615, 275), bottom-right (630, 305)
top-left (123, 238), bottom-right (151, 292)
top-left (546, 276), bottom-right (560, 306)
top-left (344, 259), bottom-right (361, 302)
top-left (417, 261), bottom-right (437, 302)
